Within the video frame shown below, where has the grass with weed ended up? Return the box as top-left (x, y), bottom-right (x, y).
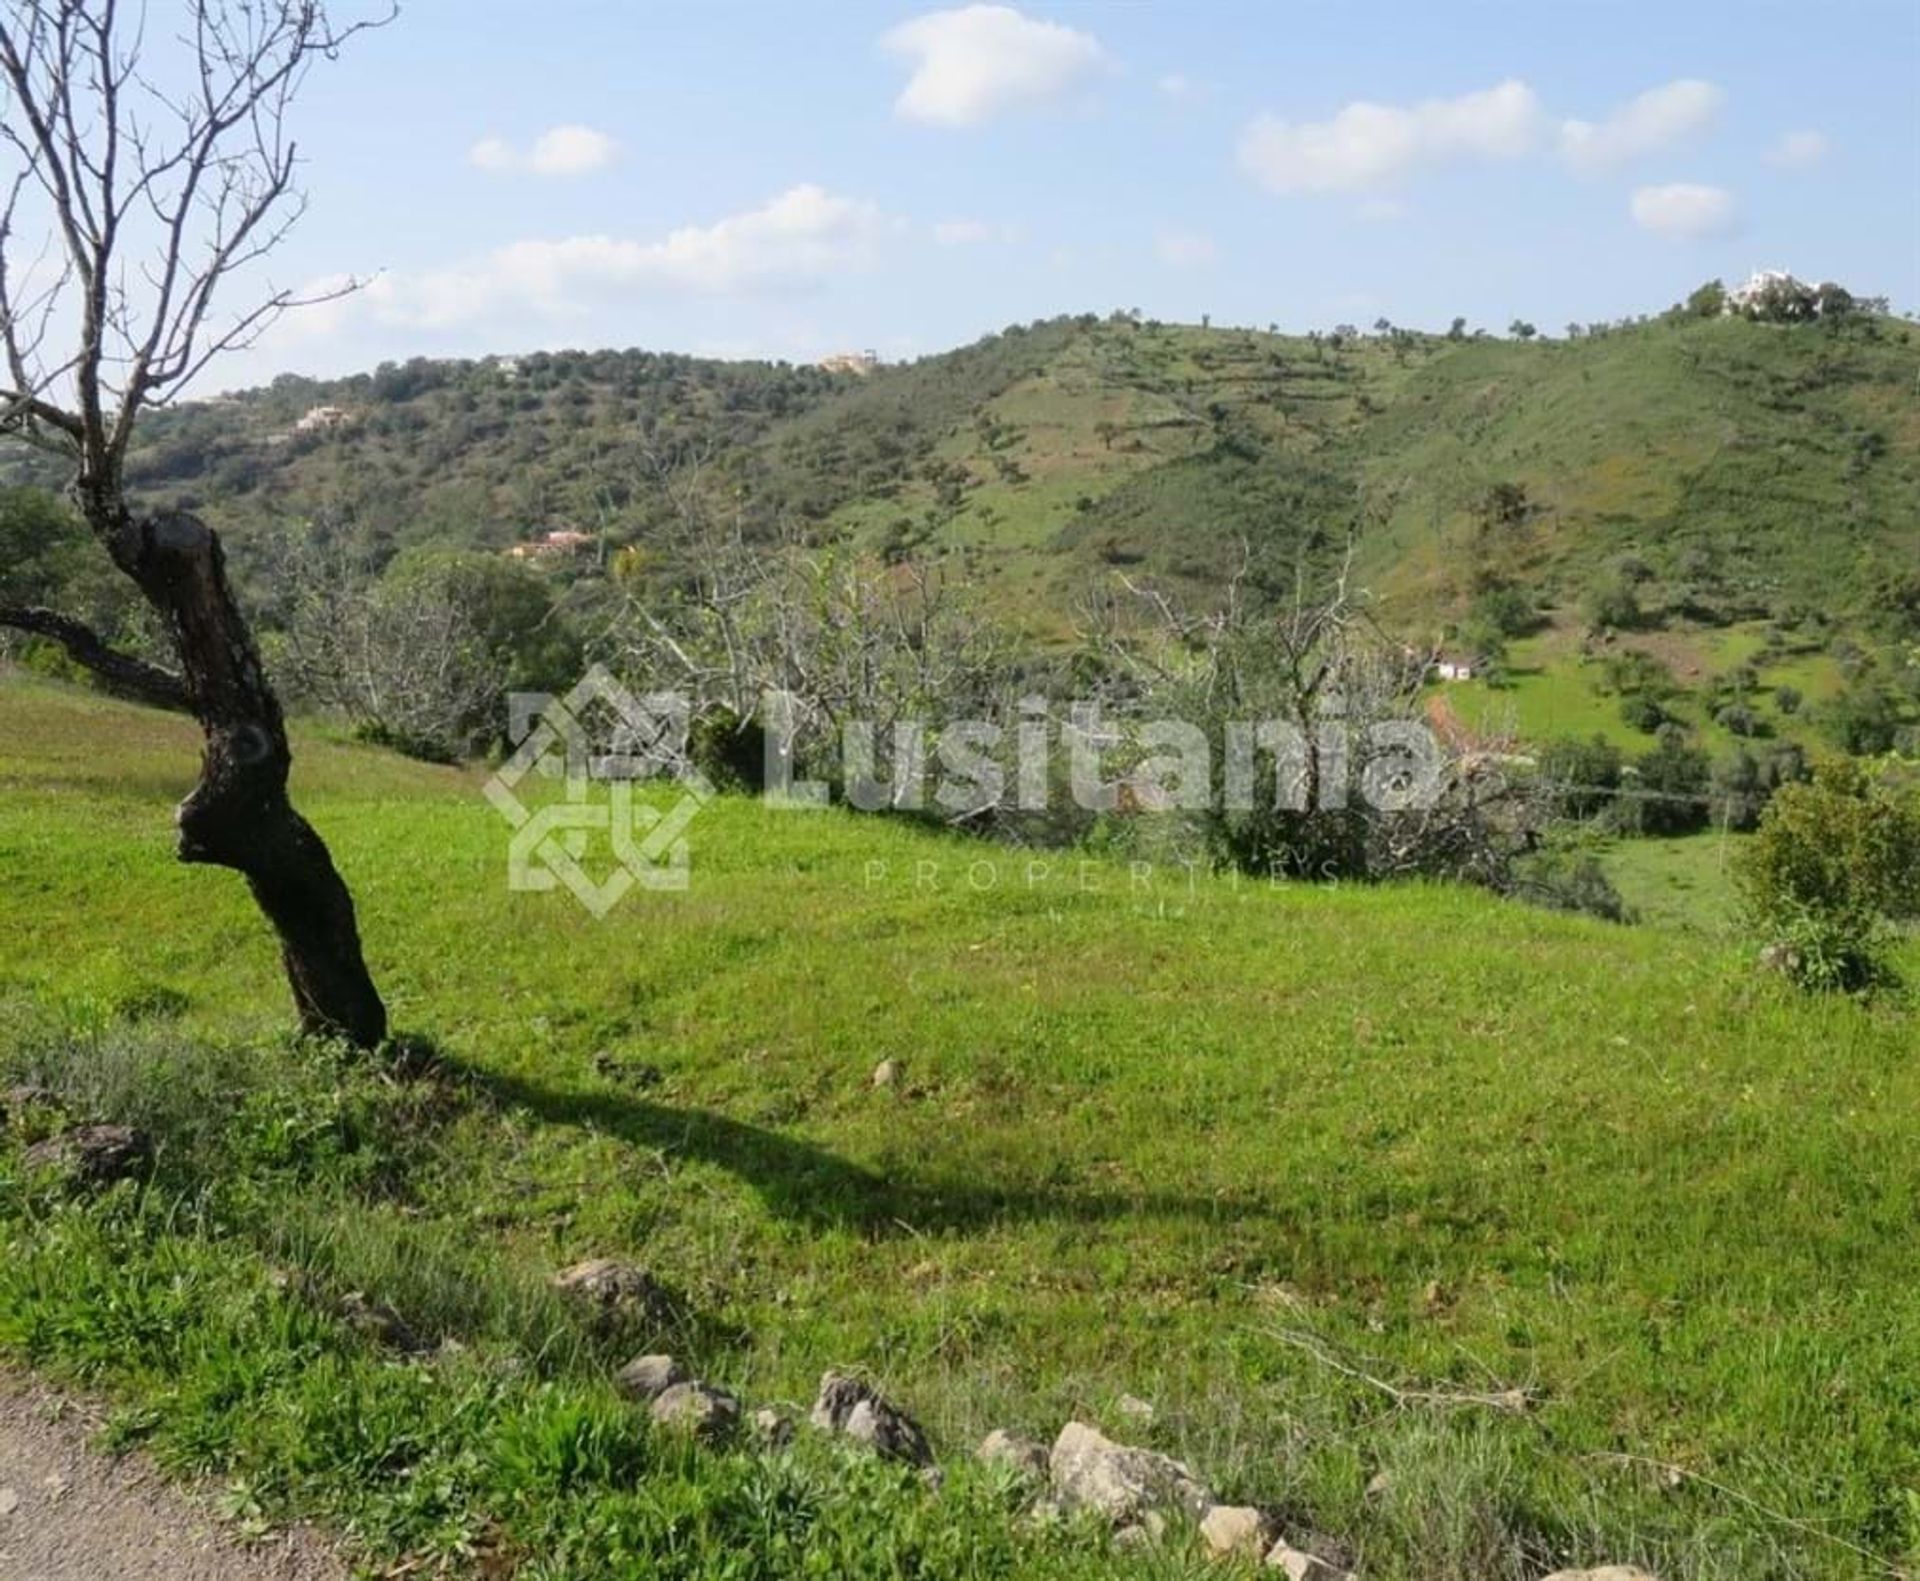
top-left (2, 675), bottom-right (1918, 1579)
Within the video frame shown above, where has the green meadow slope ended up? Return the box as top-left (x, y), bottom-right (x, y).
top-left (2, 676), bottom-right (1918, 1579)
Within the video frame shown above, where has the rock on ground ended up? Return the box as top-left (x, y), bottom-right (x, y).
top-left (22, 1125), bottom-right (152, 1188)
top-left (551, 1259), bottom-right (670, 1325)
top-left (1200, 1503), bottom-right (1279, 1558)
top-left (750, 1406), bottom-right (796, 1447)
top-left (614, 1354), bottom-right (687, 1403)
top-left (1265, 1541), bottom-right (1351, 1580)
top-left (976, 1429), bottom-right (1049, 1479)
top-left (1048, 1421), bottom-right (1213, 1526)
top-left (649, 1382), bottom-right (740, 1444)
top-left (1542, 1570), bottom-right (1660, 1581)
top-left (810, 1372), bottom-right (934, 1466)
top-left (337, 1293), bottom-right (426, 1355)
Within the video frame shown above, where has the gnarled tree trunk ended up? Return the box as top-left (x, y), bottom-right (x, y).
top-left (93, 499), bottom-right (387, 1047)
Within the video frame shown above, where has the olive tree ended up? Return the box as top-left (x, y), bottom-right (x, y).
top-left (0, 1), bottom-right (391, 1046)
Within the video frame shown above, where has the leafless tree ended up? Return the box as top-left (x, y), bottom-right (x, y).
top-left (1088, 544), bottom-right (1536, 885)
top-left (0, 1), bottom-right (392, 1046)
top-left (607, 446), bottom-right (1011, 802)
top-left (273, 533), bottom-right (507, 764)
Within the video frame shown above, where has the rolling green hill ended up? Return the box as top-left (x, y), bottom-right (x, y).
top-left (35, 306), bottom-right (1913, 635)
top-left (7, 303), bottom-right (1917, 759)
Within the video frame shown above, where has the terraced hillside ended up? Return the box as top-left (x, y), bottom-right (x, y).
top-left (8, 306), bottom-right (1915, 770)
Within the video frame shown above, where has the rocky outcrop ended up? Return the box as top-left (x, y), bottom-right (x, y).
top-left (22, 1124), bottom-right (151, 1187)
top-left (1047, 1421), bottom-right (1213, 1525)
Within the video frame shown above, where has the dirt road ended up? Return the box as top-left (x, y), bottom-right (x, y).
top-left (0, 1375), bottom-right (341, 1581)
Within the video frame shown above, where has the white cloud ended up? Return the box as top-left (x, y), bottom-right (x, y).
top-left (1630, 182), bottom-right (1737, 239)
top-left (1238, 79), bottom-right (1544, 194)
top-left (881, 5), bottom-right (1108, 127)
top-left (1354, 196), bottom-right (1407, 223)
top-left (287, 185), bottom-right (891, 335)
top-left (932, 218), bottom-right (1023, 246)
top-left (1158, 72), bottom-right (1203, 103)
top-left (1560, 79), bottom-right (1723, 170)
top-left (1768, 128), bottom-right (1831, 169)
top-left (934, 218), bottom-right (992, 245)
top-left (1155, 229), bottom-right (1217, 267)
top-left (469, 124), bottom-right (620, 177)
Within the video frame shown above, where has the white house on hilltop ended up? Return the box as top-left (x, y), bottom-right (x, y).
top-left (1724, 269), bottom-right (1843, 319)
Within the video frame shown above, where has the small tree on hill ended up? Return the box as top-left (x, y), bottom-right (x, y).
top-left (1686, 279), bottom-right (1727, 317)
top-left (0, 2), bottom-right (392, 1046)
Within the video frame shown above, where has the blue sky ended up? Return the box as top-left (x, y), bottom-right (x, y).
top-left (235, 0), bottom-right (1920, 387)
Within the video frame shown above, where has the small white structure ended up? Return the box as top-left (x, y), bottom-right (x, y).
top-left (1724, 268), bottom-right (1841, 320)
top-left (292, 404), bottom-right (354, 434)
top-left (817, 349), bottom-right (879, 376)
top-left (508, 528), bottom-right (594, 560)
top-left (1435, 658), bottom-right (1476, 683)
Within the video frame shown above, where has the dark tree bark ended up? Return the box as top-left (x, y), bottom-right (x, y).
top-left (0, 1), bottom-right (394, 1049)
top-left (81, 501), bottom-right (388, 1047)
top-left (0, 603), bottom-right (189, 712)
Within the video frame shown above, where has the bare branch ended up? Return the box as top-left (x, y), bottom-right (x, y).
top-left (0, 600), bottom-right (189, 710)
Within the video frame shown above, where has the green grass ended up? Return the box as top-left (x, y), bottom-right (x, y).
top-left (1599, 830), bottom-right (1748, 934)
top-left (3, 675), bottom-right (1919, 1579)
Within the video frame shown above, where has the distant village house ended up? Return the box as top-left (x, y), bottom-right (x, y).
top-left (508, 528), bottom-right (595, 560)
top-left (292, 403), bottom-right (354, 434)
top-left (817, 349), bottom-right (879, 376)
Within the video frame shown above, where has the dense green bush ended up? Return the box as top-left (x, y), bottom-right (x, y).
top-left (1537, 735), bottom-right (1623, 819)
top-left (1735, 760), bottom-right (1920, 990)
top-left (1610, 727), bottom-right (1710, 836)
top-left (1821, 684), bottom-right (1902, 756)
top-left (1709, 743), bottom-right (1808, 831)
top-left (1619, 694), bottom-right (1667, 734)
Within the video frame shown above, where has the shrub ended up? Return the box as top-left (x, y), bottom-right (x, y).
top-left (1619, 694), bottom-right (1666, 734)
top-left (687, 705), bottom-right (769, 793)
top-left (1612, 727), bottom-right (1710, 836)
top-left (1710, 743), bottom-right (1806, 831)
top-left (1469, 586), bottom-right (1539, 639)
top-left (1821, 684), bottom-right (1901, 756)
top-left (1686, 279), bottom-right (1727, 317)
top-left (1515, 849), bottom-right (1630, 922)
top-left (1537, 735), bottom-right (1622, 819)
top-left (1774, 685), bottom-right (1802, 716)
top-left (1735, 761), bottom-right (1920, 990)
top-left (1583, 578), bottom-right (1641, 632)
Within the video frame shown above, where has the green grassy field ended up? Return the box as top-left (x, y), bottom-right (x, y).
top-left (2, 676), bottom-right (1918, 1580)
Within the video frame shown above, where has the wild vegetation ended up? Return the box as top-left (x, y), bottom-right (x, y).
top-left (3, 678), bottom-right (1919, 1580)
top-left (0, 7), bottom-right (1915, 1579)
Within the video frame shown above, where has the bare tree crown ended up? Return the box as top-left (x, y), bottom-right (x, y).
top-left (0, 0), bottom-right (387, 503)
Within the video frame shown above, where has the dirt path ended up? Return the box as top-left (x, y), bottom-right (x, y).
top-left (0, 1374), bottom-right (342, 1581)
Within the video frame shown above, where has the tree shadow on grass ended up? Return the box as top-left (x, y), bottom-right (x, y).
top-left (423, 1047), bottom-right (1279, 1238)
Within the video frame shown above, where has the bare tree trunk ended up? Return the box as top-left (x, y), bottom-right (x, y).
top-left (96, 499), bottom-right (387, 1047)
